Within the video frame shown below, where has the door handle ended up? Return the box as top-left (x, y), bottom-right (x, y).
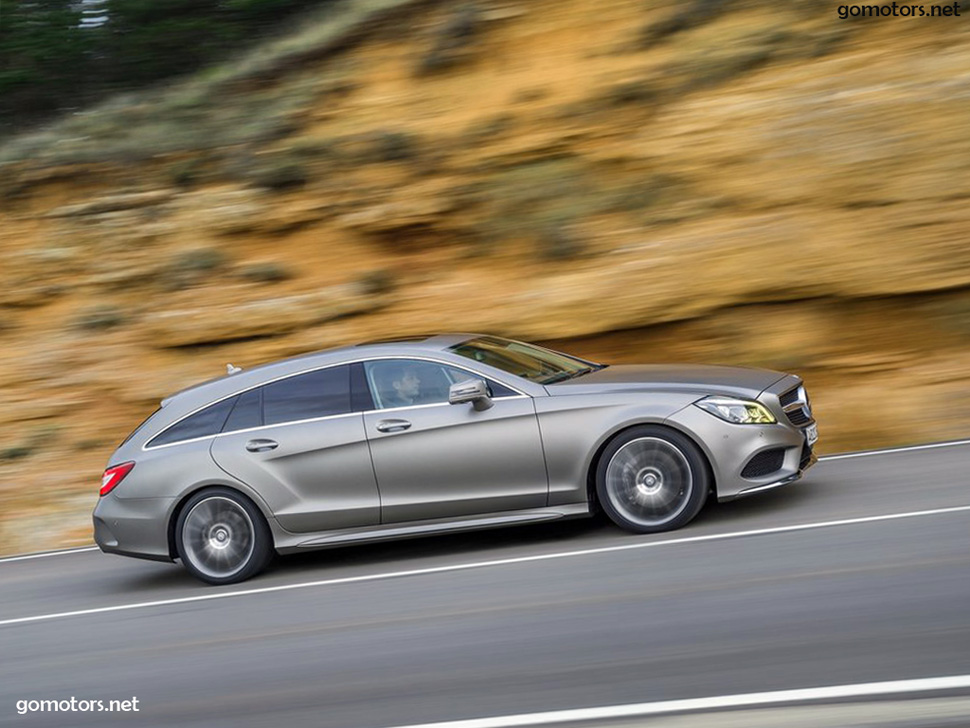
top-left (376, 419), bottom-right (411, 433)
top-left (245, 438), bottom-right (279, 452)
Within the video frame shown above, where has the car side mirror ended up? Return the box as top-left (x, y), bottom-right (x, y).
top-left (449, 379), bottom-right (493, 411)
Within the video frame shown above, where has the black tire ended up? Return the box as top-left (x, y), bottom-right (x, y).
top-left (175, 487), bottom-right (274, 585)
top-left (595, 425), bottom-right (709, 534)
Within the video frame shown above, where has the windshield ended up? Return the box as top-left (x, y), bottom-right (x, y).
top-left (449, 336), bottom-right (603, 384)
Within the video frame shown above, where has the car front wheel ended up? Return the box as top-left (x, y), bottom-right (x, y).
top-left (175, 487), bottom-right (273, 585)
top-left (596, 426), bottom-right (709, 533)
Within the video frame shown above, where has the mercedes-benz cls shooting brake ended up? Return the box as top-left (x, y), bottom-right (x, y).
top-left (93, 334), bottom-right (818, 584)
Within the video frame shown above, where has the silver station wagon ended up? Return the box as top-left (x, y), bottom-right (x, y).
top-left (94, 334), bottom-right (818, 584)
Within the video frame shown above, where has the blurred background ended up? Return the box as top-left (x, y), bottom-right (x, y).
top-left (1, 0), bottom-right (969, 555)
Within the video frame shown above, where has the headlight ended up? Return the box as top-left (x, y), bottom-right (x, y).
top-left (695, 396), bottom-right (776, 424)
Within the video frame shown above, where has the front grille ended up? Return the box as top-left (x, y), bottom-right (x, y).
top-left (780, 384), bottom-right (813, 426)
top-left (779, 387), bottom-right (800, 408)
top-left (800, 442), bottom-right (814, 470)
top-left (741, 448), bottom-right (786, 478)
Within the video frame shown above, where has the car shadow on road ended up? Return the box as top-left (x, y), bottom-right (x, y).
top-left (694, 478), bottom-right (820, 529)
top-left (112, 478), bottom-right (822, 591)
top-left (269, 481), bottom-right (820, 581)
top-left (270, 517), bottom-right (611, 577)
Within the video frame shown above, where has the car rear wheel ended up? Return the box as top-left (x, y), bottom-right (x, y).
top-left (176, 488), bottom-right (273, 585)
top-left (596, 426), bottom-right (709, 533)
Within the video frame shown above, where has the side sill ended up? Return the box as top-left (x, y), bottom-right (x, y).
top-left (277, 503), bottom-right (591, 554)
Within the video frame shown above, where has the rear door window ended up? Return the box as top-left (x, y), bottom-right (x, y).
top-left (261, 365), bottom-right (351, 426)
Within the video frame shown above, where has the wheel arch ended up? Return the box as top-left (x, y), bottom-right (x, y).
top-left (585, 421), bottom-right (717, 510)
top-left (167, 481), bottom-right (274, 560)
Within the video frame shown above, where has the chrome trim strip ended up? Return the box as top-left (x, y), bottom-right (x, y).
top-left (364, 396), bottom-right (528, 417)
top-left (733, 472), bottom-right (802, 498)
top-left (143, 411), bottom-right (367, 451)
top-left (144, 396), bottom-right (534, 451)
top-left (294, 504), bottom-right (591, 548)
top-left (142, 355), bottom-right (532, 451)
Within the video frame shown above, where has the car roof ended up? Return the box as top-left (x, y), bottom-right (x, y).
top-left (160, 333), bottom-right (483, 408)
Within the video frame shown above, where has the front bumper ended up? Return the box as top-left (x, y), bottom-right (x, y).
top-left (666, 395), bottom-right (818, 502)
top-left (730, 443), bottom-right (818, 499)
top-left (93, 494), bottom-right (176, 562)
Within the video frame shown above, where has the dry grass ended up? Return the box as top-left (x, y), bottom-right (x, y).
top-left (0, 0), bottom-right (436, 168)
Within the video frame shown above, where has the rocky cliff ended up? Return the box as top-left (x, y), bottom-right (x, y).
top-left (2, 0), bottom-right (969, 553)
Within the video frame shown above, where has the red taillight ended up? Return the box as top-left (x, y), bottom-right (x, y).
top-left (100, 462), bottom-right (135, 497)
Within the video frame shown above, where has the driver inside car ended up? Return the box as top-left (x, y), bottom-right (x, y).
top-left (381, 364), bottom-right (422, 408)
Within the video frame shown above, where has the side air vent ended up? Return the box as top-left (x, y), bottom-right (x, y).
top-left (741, 448), bottom-right (786, 478)
top-left (800, 442), bottom-right (814, 470)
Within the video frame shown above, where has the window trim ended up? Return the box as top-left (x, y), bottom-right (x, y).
top-left (362, 357), bottom-right (519, 411)
top-left (141, 355), bottom-right (530, 451)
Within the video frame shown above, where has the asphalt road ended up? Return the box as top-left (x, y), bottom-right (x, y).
top-left (1, 443), bottom-right (969, 728)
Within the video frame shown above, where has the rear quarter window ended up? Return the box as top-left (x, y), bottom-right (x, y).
top-left (147, 397), bottom-right (237, 448)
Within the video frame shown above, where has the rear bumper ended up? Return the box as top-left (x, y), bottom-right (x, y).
top-left (93, 494), bottom-right (176, 562)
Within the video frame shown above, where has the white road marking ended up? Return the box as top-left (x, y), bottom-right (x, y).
top-left (375, 675), bottom-right (970, 728)
top-left (1, 503), bottom-right (969, 628)
top-left (4, 438), bottom-right (970, 564)
top-left (0, 546), bottom-right (99, 563)
top-left (821, 438), bottom-right (970, 461)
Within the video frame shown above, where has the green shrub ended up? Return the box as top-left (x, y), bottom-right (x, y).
top-left (75, 306), bottom-right (126, 331)
top-left (538, 225), bottom-right (585, 260)
top-left (168, 158), bottom-right (208, 188)
top-left (250, 160), bottom-right (309, 190)
top-left (599, 80), bottom-right (659, 107)
top-left (0, 446), bottom-right (33, 462)
top-left (239, 262), bottom-right (293, 283)
top-left (358, 269), bottom-right (395, 296)
top-left (416, 4), bottom-right (482, 75)
top-left (639, 0), bottom-right (735, 47)
top-left (163, 248), bottom-right (229, 289)
top-left (475, 158), bottom-right (597, 255)
top-left (173, 248), bottom-right (227, 272)
top-left (374, 131), bottom-right (416, 162)
top-left (463, 114), bottom-right (515, 144)
top-left (0, 425), bottom-right (61, 461)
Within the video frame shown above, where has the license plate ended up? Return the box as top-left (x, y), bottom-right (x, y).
top-left (805, 423), bottom-right (818, 446)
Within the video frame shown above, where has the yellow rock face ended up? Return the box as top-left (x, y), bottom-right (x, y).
top-left (1, 0), bottom-right (969, 553)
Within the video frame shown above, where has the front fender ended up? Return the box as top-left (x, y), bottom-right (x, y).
top-left (535, 392), bottom-right (701, 506)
